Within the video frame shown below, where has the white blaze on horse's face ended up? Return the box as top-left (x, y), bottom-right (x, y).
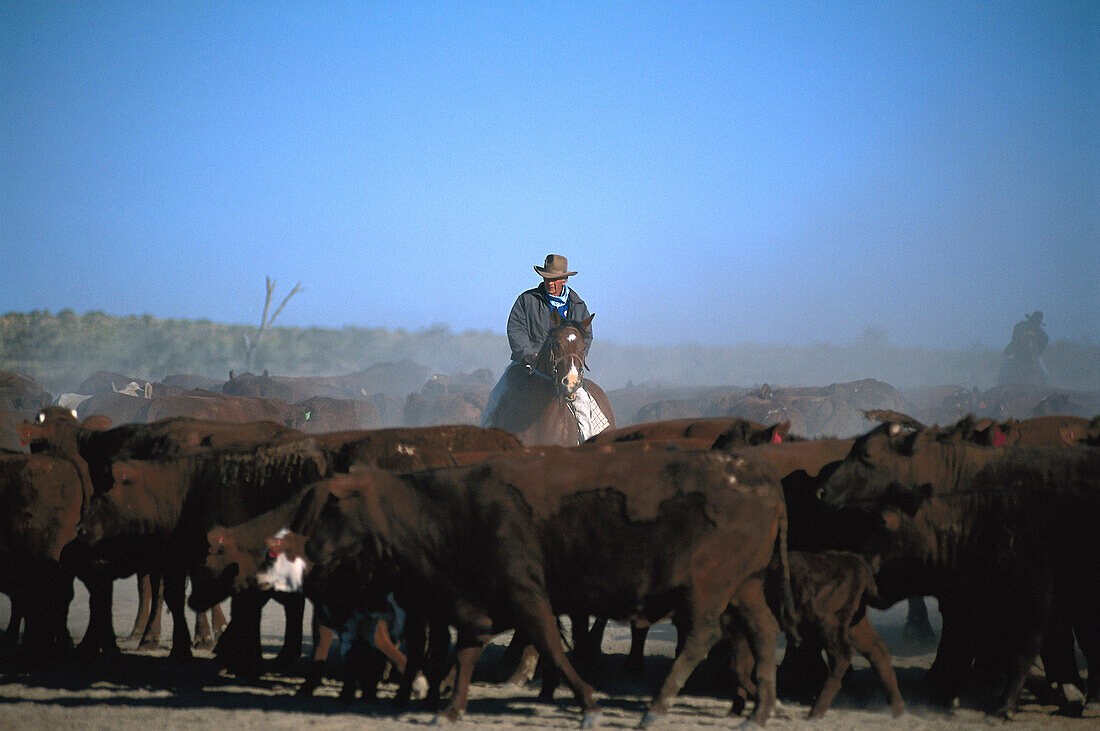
top-left (561, 357), bottom-right (581, 396)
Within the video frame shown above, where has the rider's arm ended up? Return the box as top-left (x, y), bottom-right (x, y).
top-left (507, 293), bottom-right (540, 363)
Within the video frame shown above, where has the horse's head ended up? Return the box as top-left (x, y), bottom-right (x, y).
top-left (539, 311), bottom-right (593, 401)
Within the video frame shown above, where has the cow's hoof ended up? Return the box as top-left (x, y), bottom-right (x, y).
top-left (432, 708), bottom-right (462, 724)
top-left (638, 710), bottom-right (663, 729)
top-left (411, 673), bottom-right (429, 700)
top-left (168, 647), bottom-right (193, 664)
top-left (580, 709), bottom-right (602, 728)
top-left (1054, 684), bottom-right (1085, 717)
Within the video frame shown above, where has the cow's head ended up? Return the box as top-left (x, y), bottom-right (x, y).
top-left (194, 525), bottom-right (254, 603)
top-left (817, 421), bottom-right (953, 509)
top-left (77, 460), bottom-right (179, 546)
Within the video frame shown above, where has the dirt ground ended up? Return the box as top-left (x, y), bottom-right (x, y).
top-left (0, 580), bottom-right (1093, 729)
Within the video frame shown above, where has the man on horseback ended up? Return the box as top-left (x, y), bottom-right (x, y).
top-left (482, 254), bottom-right (611, 442)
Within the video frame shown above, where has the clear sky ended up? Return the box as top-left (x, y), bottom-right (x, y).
top-left (3, 2), bottom-right (1096, 349)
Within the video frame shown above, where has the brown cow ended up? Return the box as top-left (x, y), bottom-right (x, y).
top-left (223, 361), bottom-right (429, 402)
top-left (586, 416), bottom-right (790, 446)
top-left (141, 389), bottom-right (306, 425)
top-left (0, 371), bottom-right (52, 414)
top-left (257, 448), bottom-right (794, 727)
top-left (726, 551), bottom-right (904, 719)
top-left (288, 396), bottom-right (380, 433)
top-left (0, 452), bottom-right (84, 666)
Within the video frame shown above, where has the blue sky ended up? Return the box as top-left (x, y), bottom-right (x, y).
top-left (2, 2), bottom-right (1096, 349)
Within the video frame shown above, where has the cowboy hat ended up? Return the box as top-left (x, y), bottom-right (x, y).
top-left (533, 254), bottom-right (577, 279)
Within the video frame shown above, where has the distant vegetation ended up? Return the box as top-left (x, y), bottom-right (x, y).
top-left (2, 309), bottom-right (1097, 396)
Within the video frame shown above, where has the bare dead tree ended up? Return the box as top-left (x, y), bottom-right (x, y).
top-left (242, 276), bottom-right (304, 370)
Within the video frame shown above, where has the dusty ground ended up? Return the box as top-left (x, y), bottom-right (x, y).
top-left (0, 581), bottom-right (1093, 729)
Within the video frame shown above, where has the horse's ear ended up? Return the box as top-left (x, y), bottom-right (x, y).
top-left (550, 309), bottom-right (562, 327)
top-left (582, 314), bottom-right (594, 328)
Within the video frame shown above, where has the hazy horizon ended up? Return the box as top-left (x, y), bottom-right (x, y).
top-left (4, 3), bottom-right (1096, 351)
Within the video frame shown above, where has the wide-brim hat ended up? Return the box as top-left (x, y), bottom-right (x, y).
top-left (534, 253), bottom-right (577, 279)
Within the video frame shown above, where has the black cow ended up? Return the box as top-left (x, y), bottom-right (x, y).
top-left (816, 423), bottom-right (1100, 717)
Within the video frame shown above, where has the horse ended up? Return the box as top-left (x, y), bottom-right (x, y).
top-left (485, 313), bottom-right (614, 446)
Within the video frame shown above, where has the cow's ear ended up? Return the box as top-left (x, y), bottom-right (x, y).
top-left (1058, 426), bottom-right (1079, 447)
top-left (83, 415), bottom-right (111, 431)
top-left (990, 426), bottom-right (1008, 447)
top-left (770, 421), bottom-right (790, 444)
top-left (208, 526), bottom-right (228, 552)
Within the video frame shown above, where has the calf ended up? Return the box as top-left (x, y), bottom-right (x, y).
top-left (726, 551), bottom-right (904, 719)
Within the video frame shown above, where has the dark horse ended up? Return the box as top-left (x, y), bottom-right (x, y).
top-left (485, 313), bottom-right (614, 446)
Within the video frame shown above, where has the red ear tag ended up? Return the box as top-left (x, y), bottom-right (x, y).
top-left (267, 550), bottom-right (279, 560)
top-left (991, 429), bottom-right (1008, 447)
top-left (770, 431), bottom-right (783, 444)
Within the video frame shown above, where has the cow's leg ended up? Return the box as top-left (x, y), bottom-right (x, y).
top-left (128, 574), bottom-right (153, 642)
top-left (139, 573), bottom-right (164, 647)
top-left (274, 593), bottom-right (305, 668)
top-left (76, 568), bottom-right (119, 659)
top-left (210, 603), bottom-right (227, 639)
top-left (3, 596), bottom-right (22, 644)
top-left (571, 614), bottom-right (604, 673)
top-left (920, 598), bottom-right (975, 708)
top-left (216, 591), bottom-right (264, 678)
top-left (193, 610), bottom-right (214, 650)
top-left (441, 631), bottom-right (486, 722)
top-left (515, 600), bottom-right (599, 719)
top-left (850, 614), bottom-right (905, 717)
top-left (724, 578), bottom-right (780, 728)
top-left (777, 640), bottom-right (827, 704)
top-left (163, 569), bottom-right (192, 662)
top-left (903, 596), bottom-right (936, 645)
top-left (625, 624), bottom-right (649, 678)
top-left (1036, 613), bottom-right (1084, 715)
top-left (808, 627), bottom-right (852, 720)
top-left (395, 615), bottom-right (426, 706)
top-left (988, 593), bottom-right (1048, 719)
top-left (504, 635), bottom-right (539, 686)
top-left (644, 614), bottom-right (725, 724)
top-left (717, 616), bottom-right (755, 718)
top-left (1069, 602), bottom-right (1100, 712)
top-left (423, 618), bottom-right (454, 710)
top-left (299, 620), bottom-right (335, 696)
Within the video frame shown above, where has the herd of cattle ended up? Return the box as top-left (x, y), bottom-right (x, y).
top-left (1, 365), bottom-right (1098, 726)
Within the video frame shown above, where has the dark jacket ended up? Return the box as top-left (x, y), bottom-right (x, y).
top-left (507, 284), bottom-right (592, 364)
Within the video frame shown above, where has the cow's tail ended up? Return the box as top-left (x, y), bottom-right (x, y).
top-left (775, 505), bottom-right (801, 646)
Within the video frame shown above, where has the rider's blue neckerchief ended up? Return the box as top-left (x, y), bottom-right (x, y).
top-left (545, 284), bottom-right (570, 318)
